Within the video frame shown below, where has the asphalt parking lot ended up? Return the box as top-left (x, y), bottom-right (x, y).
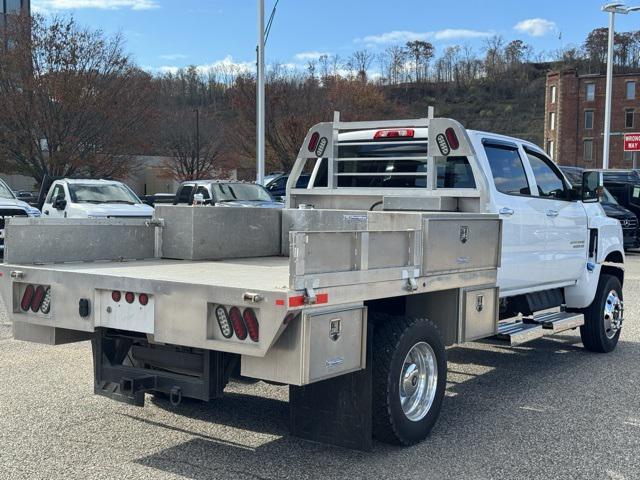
top-left (1, 258), bottom-right (640, 480)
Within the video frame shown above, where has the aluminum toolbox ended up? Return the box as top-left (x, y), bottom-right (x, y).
top-left (242, 305), bottom-right (367, 386)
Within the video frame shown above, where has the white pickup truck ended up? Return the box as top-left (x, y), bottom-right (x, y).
top-left (1, 114), bottom-right (624, 450)
top-left (42, 179), bottom-right (154, 219)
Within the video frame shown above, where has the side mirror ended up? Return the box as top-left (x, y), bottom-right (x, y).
top-left (581, 171), bottom-right (603, 203)
top-left (53, 194), bottom-right (67, 210)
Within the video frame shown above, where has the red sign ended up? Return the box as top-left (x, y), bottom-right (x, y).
top-left (624, 133), bottom-right (640, 152)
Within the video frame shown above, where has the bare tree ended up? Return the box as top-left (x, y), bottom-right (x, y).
top-left (348, 49), bottom-right (375, 82)
top-left (0, 15), bottom-right (154, 184)
top-left (385, 45), bottom-right (408, 84)
top-left (406, 40), bottom-right (434, 82)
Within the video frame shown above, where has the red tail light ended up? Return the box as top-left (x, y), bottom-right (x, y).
top-left (445, 127), bottom-right (459, 150)
top-left (30, 285), bottom-right (46, 312)
top-left (243, 308), bottom-right (259, 342)
top-left (111, 291), bottom-right (121, 302)
top-left (374, 129), bottom-right (414, 139)
top-left (125, 292), bottom-right (135, 304)
top-left (308, 131), bottom-right (320, 152)
top-left (20, 285), bottom-right (35, 312)
top-left (229, 307), bottom-right (247, 340)
top-left (138, 293), bottom-right (149, 306)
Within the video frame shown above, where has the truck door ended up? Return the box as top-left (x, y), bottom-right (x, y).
top-left (522, 147), bottom-right (587, 284)
top-left (483, 140), bottom-right (548, 294)
top-left (42, 183), bottom-right (66, 218)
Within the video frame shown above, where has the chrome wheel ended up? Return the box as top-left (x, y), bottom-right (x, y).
top-left (603, 289), bottom-right (623, 339)
top-left (399, 341), bottom-right (438, 422)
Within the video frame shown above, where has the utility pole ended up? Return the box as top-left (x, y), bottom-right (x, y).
top-left (601, 2), bottom-right (640, 169)
top-left (256, 0), bottom-right (266, 184)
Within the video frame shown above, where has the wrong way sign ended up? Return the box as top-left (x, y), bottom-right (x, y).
top-left (624, 133), bottom-right (640, 151)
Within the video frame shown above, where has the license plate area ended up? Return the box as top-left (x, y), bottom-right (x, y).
top-left (96, 289), bottom-right (155, 334)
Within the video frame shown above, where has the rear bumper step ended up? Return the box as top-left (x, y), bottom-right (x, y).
top-left (497, 311), bottom-right (584, 346)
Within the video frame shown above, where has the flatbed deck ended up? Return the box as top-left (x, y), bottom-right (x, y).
top-left (18, 256), bottom-right (291, 292)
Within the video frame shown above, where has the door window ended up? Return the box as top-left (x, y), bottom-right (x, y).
top-left (525, 150), bottom-right (568, 199)
top-left (176, 185), bottom-right (194, 204)
top-left (195, 185), bottom-right (211, 201)
top-left (46, 185), bottom-right (64, 203)
top-left (484, 143), bottom-right (530, 196)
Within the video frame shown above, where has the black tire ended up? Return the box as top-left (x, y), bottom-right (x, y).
top-left (371, 314), bottom-right (447, 446)
top-left (580, 274), bottom-right (623, 353)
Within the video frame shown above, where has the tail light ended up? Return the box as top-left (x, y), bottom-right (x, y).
top-left (308, 131), bottom-right (320, 152)
top-left (243, 308), bottom-right (259, 342)
top-left (111, 291), bottom-right (121, 302)
top-left (40, 288), bottom-right (52, 314)
top-left (125, 292), bottom-right (135, 304)
top-left (374, 128), bottom-right (414, 139)
top-left (20, 285), bottom-right (35, 311)
top-left (445, 127), bottom-right (459, 150)
top-left (30, 285), bottom-right (46, 312)
top-left (214, 305), bottom-right (233, 338)
top-left (138, 293), bottom-right (149, 306)
top-left (228, 307), bottom-right (247, 340)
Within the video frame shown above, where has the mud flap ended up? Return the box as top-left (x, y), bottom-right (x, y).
top-left (289, 325), bottom-right (373, 451)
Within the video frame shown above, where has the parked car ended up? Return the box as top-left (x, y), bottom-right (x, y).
top-left (594, 169), bottom-right (640, 221)
top-left (264, 173), bottom-right (311, 201)
top-left (14, 190), bottom-right (38, 206)
top-left (173, 180), bottom-right (283, 208)
top-left (560, 166), bottom-right (639, 250)
top-left (140, 193), bottom-right (175, 207)
top-left (0, 179), bottom-right (41, 256)
top-left (42, 179), bottom-right (154, 218)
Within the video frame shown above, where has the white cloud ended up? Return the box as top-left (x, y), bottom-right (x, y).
top-left (32, 0), bottom-right (159, 12)
top-left (294, 51), bottom-right (331, 61)
top-left (358, 29), bottom-right (493, 45)
top-left (514, 18), bottom-right (556, 37)
top-left (159, 53), bottom-right (189, 61)
top-left (152, 55), bottom-right (255, 76)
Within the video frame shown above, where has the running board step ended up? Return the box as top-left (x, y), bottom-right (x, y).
top-left (497, 311), bottom-right (584, 346)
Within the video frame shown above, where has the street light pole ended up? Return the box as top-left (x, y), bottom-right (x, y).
top-left (194, 108), bottom-right (200, 176)
top-left (601, 3), bottom-right (640, 169)
top-left (256, 0), bottom-right (266, 184)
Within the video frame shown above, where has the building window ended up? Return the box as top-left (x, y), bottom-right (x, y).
top-left (627, 81), bottom-right (636, 100)
top-left (626, 109), bottom-right (635, 129)
top-left (547, 140), bottom-right (555, 159)
top-left (5, 0), bottom-right (23, 13)
top-left (583, 139), bottom-right (594, 161)
top-left (624, 150), bottom-right (636, 165)
top-left (549, 112), bottom-right (556, 130)
top-left (584, 110), bottom-right (594, 130)
top-left (550, 85), bottom-right (557, 104)
top-left (585, 83), bottom-right (595, 101)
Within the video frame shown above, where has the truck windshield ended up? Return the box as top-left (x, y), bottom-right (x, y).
top-left (68, 184), bottom-right (141, 204)
top-left (0, 181), bottom-right (16, 199)
top-left (212, 183), bottom-right (272, 202)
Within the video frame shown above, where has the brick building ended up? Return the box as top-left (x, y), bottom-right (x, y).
top-left (545, 69), bottom-right (640, 169)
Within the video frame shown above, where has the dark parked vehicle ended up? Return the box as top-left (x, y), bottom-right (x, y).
top-left (14, 190), bottom-right (38, 206)
top-left (598, 169), bottom-right (640, 221)
top-left (264, 173), bottom-right (311, 201)
top-left (561, 166), bottom-right (640, 250)
top-left (140, 193), bottom-right (175, 207)
top-left (173, 180), bottom-right (283, 208)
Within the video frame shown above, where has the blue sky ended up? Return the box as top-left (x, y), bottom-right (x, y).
top-left (31, 0), bottom-right (640, 74)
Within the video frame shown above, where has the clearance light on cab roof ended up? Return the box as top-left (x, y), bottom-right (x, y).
top-left (374, 129), bottom-right (414, 140)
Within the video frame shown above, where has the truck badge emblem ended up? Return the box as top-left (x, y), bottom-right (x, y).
top-left (622, 219), bottom-right (630, 228)
top-left (460, 226), bottom-right (469, 243)
top-left (329, 318), bottom-right (341, 341)
top-left (315, 137), bottom-right (328, 157)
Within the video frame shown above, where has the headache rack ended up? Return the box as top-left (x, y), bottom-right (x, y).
top-left (285, 110), bottom-right (487, 212)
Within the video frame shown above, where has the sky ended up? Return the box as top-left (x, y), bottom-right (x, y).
top-left (30, 0), bottom-right (640, 75)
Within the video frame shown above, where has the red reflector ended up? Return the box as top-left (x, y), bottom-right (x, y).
top-left (374, 129), bottom-right (414, 139)
top-left (30, 285), bottom-right (46, 312)
top-left (139, 293), bottom-right (149, 306)
top-left (229, 307), bottom-right (247, 340)
top-left (308, 132), bottom-right (320, 152)
top-left (125, 292), bottom-right (135, 304)
top-left (445, 127), bottom-right (459, 150)
top-left (20, 285), bottom-right (35, 311)
top-left (275, 298), bottom-right (285, 306)
top-left (288, 293), bottom-right (329, 307)
top-left (111, 291), bottom-right (121, 302)
top-left (243, 308), bottom-right (259, 342)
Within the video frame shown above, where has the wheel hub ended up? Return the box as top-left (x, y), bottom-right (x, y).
top-left (603, 289), bottom-right (623, 339)
top-left (399, 342), bottom-right (438, 422)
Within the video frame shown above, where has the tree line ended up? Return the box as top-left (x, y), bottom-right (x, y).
top-left (1, 15), bottom-right (639, 186)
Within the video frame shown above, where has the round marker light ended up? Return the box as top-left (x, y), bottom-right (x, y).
top-left (215, 305), bottom-right (233, 339)
top-left (125, 292), bottom-right (135, 304)
top-left (243, 308), bottom-right (259, 342)
top-left (229, 306), bottom-right (247, 340)
top-left (111, 290), bottom-right (121, 302)
top-left (40, 288), bottom-right (52, 314)
top-left (138, 293), bottom-right (149, 306)
top-left (20, 285), bottom-right (35, 312)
